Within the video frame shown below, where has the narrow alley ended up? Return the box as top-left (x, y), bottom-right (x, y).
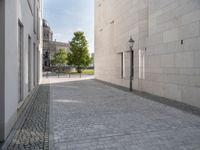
top-left (3, 77), bottom-right (200, 150)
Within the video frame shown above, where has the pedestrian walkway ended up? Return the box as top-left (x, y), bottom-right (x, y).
top-left (1, 85), bottom-right (50, 150)
top-left (2, 77), bottom-right (200, 150)
top-left (50, 78), bottom-right (200, 150)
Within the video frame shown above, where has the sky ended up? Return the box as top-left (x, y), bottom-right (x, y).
top-left (43, 0), bottom-right (94, 53)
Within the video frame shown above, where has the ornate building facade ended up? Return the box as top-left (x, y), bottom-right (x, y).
top-left (43, 19), bottom-right (69, 69)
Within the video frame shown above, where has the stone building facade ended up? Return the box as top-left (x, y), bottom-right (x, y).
top-left (43, 19), bottom-right (69, 69)
top-left (0, 0), bottom-right (43, 141)
top-left (95, 0), bottom-right (200, 107)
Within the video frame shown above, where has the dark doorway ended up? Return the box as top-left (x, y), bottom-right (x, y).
top-left (0, 0), bottom-right (5, 142)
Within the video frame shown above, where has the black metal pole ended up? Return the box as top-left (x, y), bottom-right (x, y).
top-left (133, 50), bottom-right (134, 79)
top-left (58, 67), bottom-right (60, 78)
top-left (130, 47), bottom-right (133, 91)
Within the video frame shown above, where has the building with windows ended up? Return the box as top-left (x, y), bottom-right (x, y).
top-left (43, 19), bottom-right (69, 69)
top-left (95, 0), bottom-right (200, 107)
top-left (90, 53), bottom-right (95, 68)
top-left (43, 19), bottom-right (52, 68)
top-left (0, 0), bottom-right (43, 141)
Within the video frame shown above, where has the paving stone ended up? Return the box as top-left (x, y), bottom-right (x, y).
top-left (49, 78), bottom-right (200, 150)
top-left (4, 85), bottom-right (50, 150)
top-left (3, 77), bottom-right (200, 150)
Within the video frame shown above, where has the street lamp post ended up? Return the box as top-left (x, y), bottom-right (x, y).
top-left (129, 37), bottom-right (135, 91)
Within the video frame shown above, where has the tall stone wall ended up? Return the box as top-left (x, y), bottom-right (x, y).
top-left (146, 0), bottom-right (200, 106)
top-left (95, 0), bottom-right (200, 107)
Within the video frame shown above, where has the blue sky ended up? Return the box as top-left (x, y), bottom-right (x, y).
top-left (43, 0), bottom-right (94, 53)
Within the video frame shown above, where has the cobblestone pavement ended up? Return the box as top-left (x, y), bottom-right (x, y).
top-left (3, 85), bottom-right (50, 150)
top-left (50, 78), bottom-right (200, 150)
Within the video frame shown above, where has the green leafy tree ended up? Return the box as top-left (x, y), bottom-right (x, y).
top-left (68, 32), bottom-right (91, 73)
top-left (51, 48), bottom-right (68, 77)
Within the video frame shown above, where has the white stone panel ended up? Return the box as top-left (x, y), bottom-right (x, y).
top-left (163, 29), bottom-right (179, 43)
top-left (163, 84), bottom-right (182, 101)
top-left (182, 86), bottom-right (200, 107)
top-left (175, 52), bottom-right (194, 68)
top-left (95, 0), bottom-right (200, 108)
top-left (161, 54), bottom-right (175, 67)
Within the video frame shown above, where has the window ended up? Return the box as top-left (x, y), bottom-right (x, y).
top-left (27, 0), bottom-right (33, 15)
top-left (139, 49), bottom-right (145, 79)
top-left (45, 52), bottom-right (48, 57)
top-left (45, 61), bottom-right (47, 67)
top-left (33, 43), bottom-right (36, 87)
top-left (37, 7), bottom-right (40, 40)
top-left (37, 48), bottom-right (39, 84)
top-left (18, 20), bottom-right (24, 102)
top-left (120, 52), bottom-right (125, 79)
top-left (33, 0), bottom-right (36, 33)
top-left (28, 36), bottom-right (31, 92)
top-left (0, 0), bottom-right (5, 141)
top-left (121, 53), bottom-right (123, 78)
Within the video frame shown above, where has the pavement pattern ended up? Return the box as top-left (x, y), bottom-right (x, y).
top-left (3, 85), bottom-right (50, 150)
top-left (50, 78), bottom-right (200, 150)
top-left (2, 77), bottom-right (200, 150)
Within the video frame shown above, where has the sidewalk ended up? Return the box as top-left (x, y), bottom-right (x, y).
top-left (2, 76), bottom-right (200, 150)
top-left (1, 85), bottom-right (50, 150)
top-left (49, 77), bottom-right (200, 150)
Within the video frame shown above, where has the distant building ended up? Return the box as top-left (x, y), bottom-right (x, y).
top-left (90, 53), bottom-right (95, 68)
top-left (0, 0), bottom-right (42, 141)
top-left (49, 40), bottom-right (69, 61)
top-left (42, 19), bottom-right (69, 69)
top-left (43, 19), bottom-right (53, 68)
